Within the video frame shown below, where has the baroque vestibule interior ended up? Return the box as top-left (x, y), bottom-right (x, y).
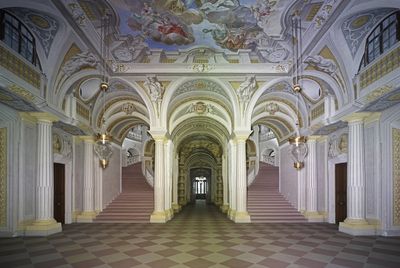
top-left (0, 1), bottom-right (400, 265)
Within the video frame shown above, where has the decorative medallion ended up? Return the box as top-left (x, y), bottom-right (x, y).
top-left (122, 103), bottom-right (135, 115)
top-left (266, 102), bottom-right (279, 115)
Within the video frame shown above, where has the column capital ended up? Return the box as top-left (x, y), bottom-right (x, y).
top-left (342, 112), bottom-right (372, 123)
top-left (28, 112), bottom-right (59, 123)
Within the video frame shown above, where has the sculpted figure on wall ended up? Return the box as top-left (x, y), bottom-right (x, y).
top-left (145, 76), bottom-right (164, 102)
top-left (62, 51), bottom-right (99, 76)
top-left (304, 55), bottom-right (337, 75)
top-left (237, 75), bottom-right (257, 102)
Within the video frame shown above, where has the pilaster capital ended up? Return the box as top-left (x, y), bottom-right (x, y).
top-left (342, 112), bottom-right (371, 123)
top-left (148, 129), bottom-right (168, 142)
top-left (233, 129), bottom-right (252, 142)
top-left (26, 112), bottom-right (59, 123)
top-left (307, 135), bottom-right (321, 142)
top-left (19, 112), bottom-right (36, 123)
top-left (364, 112), bottom-right (381, 125)
top-left (78, 136), bottom-right (95, 143)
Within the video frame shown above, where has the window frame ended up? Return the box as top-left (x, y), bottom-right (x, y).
top-left (359, 11), bottom-right (400, 70)
top-left (0, 9), bottom-right (40, 67)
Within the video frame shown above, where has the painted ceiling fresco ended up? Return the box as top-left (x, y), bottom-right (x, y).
top-left (110, 0), bottom-right (290, 57)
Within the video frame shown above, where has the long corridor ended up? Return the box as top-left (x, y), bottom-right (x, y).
top-left (1, 201), bottom-right (400, 267)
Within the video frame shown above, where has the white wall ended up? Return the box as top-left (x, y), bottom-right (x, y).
top-left (102, 145), bottom-right (121, 207)
top-left (279, 143), bottom-right (298, 208)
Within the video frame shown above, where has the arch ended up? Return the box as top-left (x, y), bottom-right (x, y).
top-left (160, 77), bottom-right (240, 129)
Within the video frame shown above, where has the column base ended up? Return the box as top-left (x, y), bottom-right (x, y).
top-left (150, 211), bottom-right (168, 223)
top-left (228, 209), bottom-right (236, 220)
top-left (76, 211), bottom-right (97, 223)
top-left (303, 211), bottom-right (325, 222)
top-left (339, 218), bottom-right (376, 236)
top-left (172, 203), bottom-right (181, 213)
top-left (25, 219), bottom-right (62, 236)
top-left (165, 208), bottom-right (174, 220)
top-left (234, 211), bottom-right (251, 223)
top-left (220, 204), bottom-right (229, 214)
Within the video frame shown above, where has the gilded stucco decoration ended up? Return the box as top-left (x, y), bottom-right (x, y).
top-left (173, 80), bottom-right (229, 100)
top-left (186, 102), bottom-right (216, 115)
top-left (7, 8), bottom-right (60, 57)
top-left (8, 85), bottom-right (35, 102)
top-left (365, 85), bottom-right (393, 103)
top-left (0, 88), bottom-right (38, 112)
top-left (0, 128), bottom-right (7, 227)
top-left (393, 128), bottom-right (400, 226)
top-left (359, 46), bottom-right (400, 89)
top-left (0, 45), bottom-right (41, 89)
top-left (362, 87), bottom-right (400, 112)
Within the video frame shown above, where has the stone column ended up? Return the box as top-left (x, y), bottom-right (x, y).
top-left (304, 136), bottom-right (323, 222)
top-left (172, 155), bottom-right (180, 212)
top-left (149, 131), bottom-right (167, 223)
top-left (164, 139), bottom-right (173, 220)
top-left (298, 166), bottom-right (306, 213)
top-left (215, 158), bottom-right (223, 206)
top-left (340, 113), bottom-right (375, 235)
top-left (234, 131), bottom-right (251, 223)
top-left (178, 159), bottom-right (186, 206)
top-left (77, 136), bottom-right (97, 222)
top-left (228, 139), bottom-right (237, 220)
top-left (25, 113), bottom-right (61, 236)
top-left (221, 154), bottom-right (229, 213)
top-left (94, 153), bottom-right (103, 213)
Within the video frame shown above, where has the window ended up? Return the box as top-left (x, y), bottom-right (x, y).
top-left (360, 11), bottom-right (400, 69)
top-left (0, 10), bottom-right (40, 66)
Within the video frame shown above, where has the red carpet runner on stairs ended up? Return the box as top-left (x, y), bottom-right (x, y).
top-left (248, 163), bottom-right (307, 223)
top-left (94, 162), bottom-right (154, 223)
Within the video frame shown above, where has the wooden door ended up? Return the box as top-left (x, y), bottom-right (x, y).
top-left (335, 163), bottom-right (347, 224)
top-left (54, 163), bottom-right (65, 224)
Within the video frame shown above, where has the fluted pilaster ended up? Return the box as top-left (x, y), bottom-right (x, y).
top-left (234, 131), bottom-right (251, 223)
top-left (149, 131), bottom-right (168, 223)
top-left (304, 136), bottom-right (323, 222)
top-left (339, 113), bottom-right (376, 235)
top-left (25, 113), bottom-right (61, 236)
top-left (228, 139), bottom-right (237, 219)
top-left (77, 136), bottom-right (96, 222)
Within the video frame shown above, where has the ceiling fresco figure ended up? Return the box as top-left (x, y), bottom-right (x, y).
top-left (113, 0), bottom-right (288, 56)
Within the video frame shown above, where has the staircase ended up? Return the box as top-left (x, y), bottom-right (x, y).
top-left (248, 163), bottom-right (306, 223)
top-left (94, 162), bottom-right (154, 223)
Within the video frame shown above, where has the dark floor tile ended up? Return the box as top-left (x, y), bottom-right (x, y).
top-left (331, 257), bottom-right (364, 268)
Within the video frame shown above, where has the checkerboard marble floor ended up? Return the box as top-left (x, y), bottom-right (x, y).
top-left (1, 200), bottom-right (400, 268)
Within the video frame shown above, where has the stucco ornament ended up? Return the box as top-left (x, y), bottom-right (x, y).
top-left (237, 75), bottom-right (257, 103)
top-left (186, 102), bottom-right (215, 115)
top-left (121, 102), bottom-right (135, 115)
top-left (68, 3), bottom-right (86, 26)
top-left (61, 51), bottom-right (99, 76)
top-left (265, 102), bottom-right (279, 115)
